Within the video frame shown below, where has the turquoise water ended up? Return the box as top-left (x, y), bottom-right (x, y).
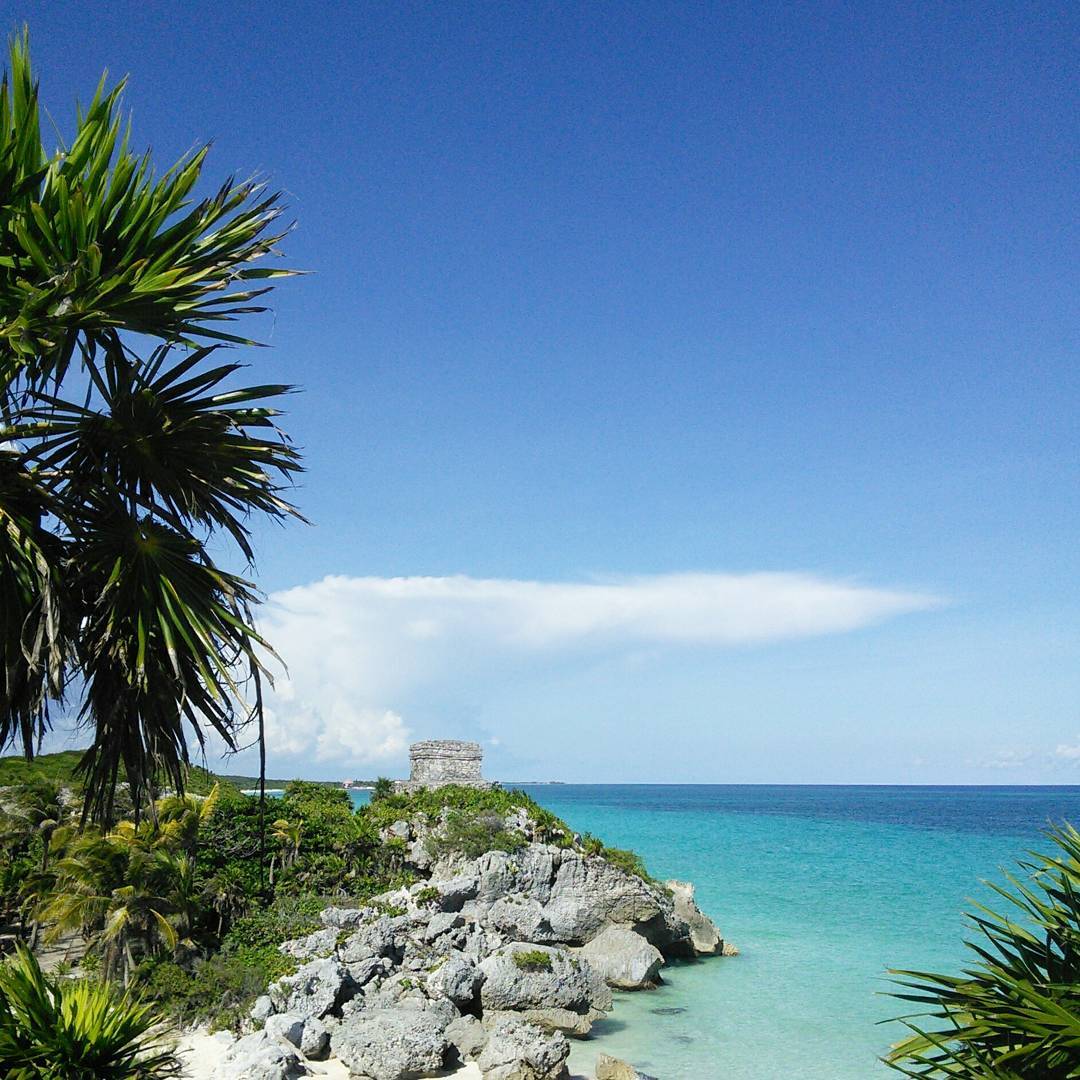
top-left (348, 784), bottom-right (1080, 1078)
top-left (515, 785), bottom-right (1080, 1080)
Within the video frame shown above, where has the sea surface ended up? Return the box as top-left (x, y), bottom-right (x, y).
top-left (355, 784), bottom-right (1080, 1080)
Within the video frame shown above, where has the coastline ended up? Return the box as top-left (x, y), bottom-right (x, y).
top-left (203, 785), bottom-right (729, 1079)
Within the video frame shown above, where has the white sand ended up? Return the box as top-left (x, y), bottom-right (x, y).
top-left (174, 1028), bottom-right (483, 1079)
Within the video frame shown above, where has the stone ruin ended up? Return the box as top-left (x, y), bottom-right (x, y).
top-left (394, 739), bottom-right (495, 793)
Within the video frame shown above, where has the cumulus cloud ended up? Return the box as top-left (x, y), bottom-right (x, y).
top-left (254, 571), bottom-right (940, 768)
top-left (1055, 742), bottom-right (1080, 761)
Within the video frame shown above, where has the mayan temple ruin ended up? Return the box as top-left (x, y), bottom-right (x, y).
top-left (394, 739), bottom-right (495, 793)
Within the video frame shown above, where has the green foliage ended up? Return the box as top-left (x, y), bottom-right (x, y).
top-left (137, 893), bottom-right (317, 1029)
top-left (426, 809), bottom-right (526, 861)
top-left (885, 822), bottom-right (1080, 1078)
top-left (371, 777), bottom-right (394, 802)
top-left (0, 751), bottom-right (83, 789)
top-left (362, 784), bottom-right (541, 829)
top-left (602, 847), bottom-right (652, 882)
top-left (577, 832), bottom-right (652, 881)
top-left (0, 30), bottom-right (301, 822)
top-left (0, 945), bottom-right (179, 1077)
top-left (512, 949), bottom-right (553, 972)
top-left (222, 896), bottom-right (322, 951)
top-left (413, 886), bottom-right (440, 906)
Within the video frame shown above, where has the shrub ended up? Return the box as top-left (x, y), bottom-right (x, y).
top-left (414, 886), bottom-right (441, 906)
top-left (138, 944), bottom-right (295, 1031)
top-left (426, 810), bottom-right (526, 861)
top-left (513, 949), bottom-right (553, 972)
top-left (603, 847), bottom-right (651, 882)
top-left (371, 778), bottom-right (394, 802)
top-left (884, 822), bottom-right (1080, 1078)
top-left (0, 946), bottom-right (179, 1077)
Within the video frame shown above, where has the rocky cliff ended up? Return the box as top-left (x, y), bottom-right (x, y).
top-left (208, 795), bottom-right (733, 1080)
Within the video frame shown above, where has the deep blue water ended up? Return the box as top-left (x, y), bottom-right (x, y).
top-left (349, 784), bottom-right (1080, 1077)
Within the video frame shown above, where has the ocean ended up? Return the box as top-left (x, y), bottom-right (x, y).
top-left (494, 784), bottom-right (1080, 1080)
top-left (355, 784), bottom-right (1078, 1080)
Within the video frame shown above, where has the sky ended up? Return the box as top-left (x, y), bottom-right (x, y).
top-left (16, 1), bottom-right (1080, 783)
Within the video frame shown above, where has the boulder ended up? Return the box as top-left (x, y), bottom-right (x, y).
top-left (211, 1029), bottom-right (307, 1079)
top-left (433, 872), bottom-right (480, 911)
top-left (263, 1013), bottom-right (330, 1061)
top-left (331, 1006), bottom-right (449, 1080)
top-left (264, 1013), bottom-right (304, 1047)
top-left (485, 896), bottom-right (558, 943)
top-left (578, 926), bottom-right (664, 989)
top-left (424, 911), bottom-right (464, 941)
top-left (446, 1013), bottom-right (486, 1059)
top-left (299, 1015), bottom-right (330, 1060)
top-left (595, 1054), bottom-right (659, 1080)
top-left (339, 915), bottom-right (406, 964)
top-left (543, 852), bottom-right (679, 948)
top-left (279, 927), bottom-right (338, 962)
top-left (666, 880), bottom-right (722, 955)
top-left (268, 958), bottom-right (353, 1021)
top-left (478, 944), bottom-right (607, 1034)
top-left (425, 952), bottom-right (483, 1009)
top-left (345, 955), bottom-right (392, 992)
top-left (476, 1014), bottom-right (570, 1080)
top-left (249, 994), bottom-right (274, 1024)
top-left (320, 906), bottom-right (369, 931)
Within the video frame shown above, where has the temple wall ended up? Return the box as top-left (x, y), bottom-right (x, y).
top-left (395, 739), bottom-right (494, 792)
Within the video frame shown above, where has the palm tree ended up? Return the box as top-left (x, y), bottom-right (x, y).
top-left (203, 863), bottom-right (249, 937)
top-left (0, 30), bottom-right (302, 831)
top-left (0, 777), bottom-right (65, 874)
top-left (268, 817), bottom-right (302, 885)
top-left (36, 805), bottom-right (202, 985)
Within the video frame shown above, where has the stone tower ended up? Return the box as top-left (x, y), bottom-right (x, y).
top-left (396, 739), bottom-right (494, 792)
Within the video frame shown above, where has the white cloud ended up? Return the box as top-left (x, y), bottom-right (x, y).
top-left (254, 571), bottom-right (940, 768)
top-left (1055, 742), bottom-right (1080, 760)
top-left (970, 747), bottom-right (1034, 769)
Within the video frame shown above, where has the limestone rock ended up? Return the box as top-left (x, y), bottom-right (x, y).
top-left (299, 1015), bottom-right (330, 1060)
top-left (264, 1012), bottom-right (305, 1047)
top-left (339, 915), bottom-right (406, 964)
top-left (211, 1029), bottom-right (307, 1079)
top-left (478, 944), bottom-right (607, 1034)
top-left (476, 1014), bottom-right (570, 1080)
top-left (424, 910), bottom-right (464, 941)
top-left (249, 994), bottom-right (274, 1024)
top-left (595, 1054), bottom-right (659, 1080)
top-left (331, 1006), bottom-right (449, 1080)
top-left (446, 1013), bottom-right (486, 1059)
top-left (279, 927), bottom-right (338, 962)
top-left (425, 952), bottom-right (483, 1009)
top-left (268, 958), bottom-right (353, 1021)
top-left (320, 906), bottom-right (369, 931)
top-left (433, 872), bottom-right (480, 911)
top-left (578, 926), bottom-right (664, 990)
top-left (486, 896), bottom-right (558, 943)
top-left (666, 880), bottom-right (722, 955)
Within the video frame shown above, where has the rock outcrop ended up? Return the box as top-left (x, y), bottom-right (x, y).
top-left (577, 926), bottom-right (664, 990)
top-left (210, 797), bottom-right (731, 1079)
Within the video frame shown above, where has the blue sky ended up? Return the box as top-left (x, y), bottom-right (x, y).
top-left (20, 1), bottom-right (1079, 782)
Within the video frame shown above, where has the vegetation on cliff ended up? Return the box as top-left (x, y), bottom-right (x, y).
top-left (1, 753), bottom-right (654, 1038)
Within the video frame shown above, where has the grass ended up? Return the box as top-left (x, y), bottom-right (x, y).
top-left (513, 949), bottom-right (553, 972)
